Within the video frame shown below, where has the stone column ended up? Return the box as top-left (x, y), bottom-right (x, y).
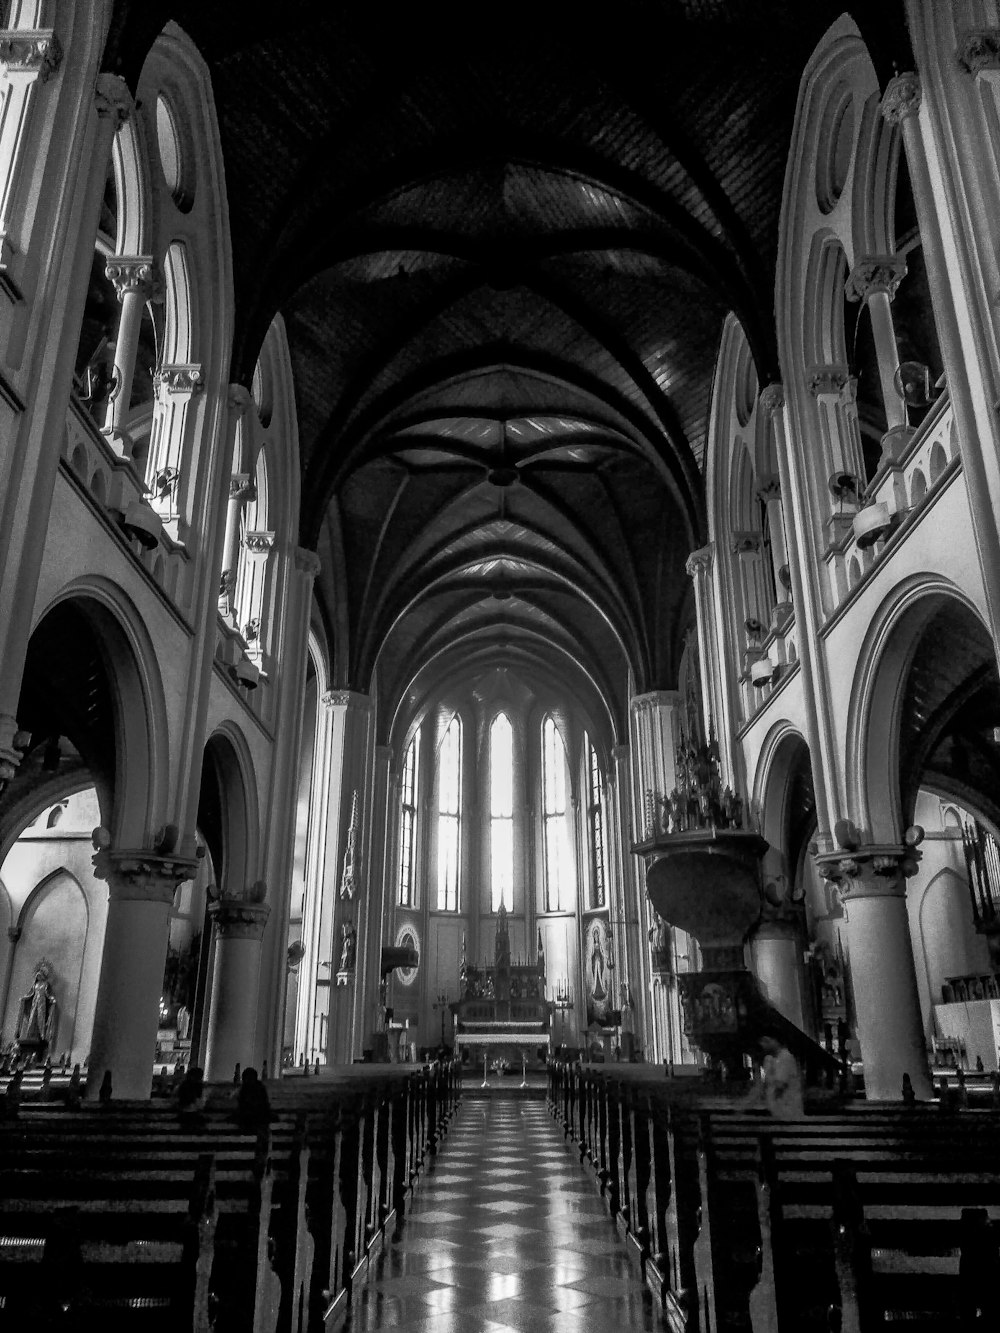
top-left (203, 896), bottom-right (271, 1081)
top-left (686, 546), bottom-right (736, 782)
top-left (102, 255), bottom-right (158, 455)
top-left (87, 844), bottom-right (199, 1099)
top-left (218, 472), bottom-right (253, 621)
top-left (629, 691), bottom-right (682, 839)
top-left (816, 846), bottom-right (932, 1100)
top-left (756, 475), bottom-right (792, 624)
top-left (845, 255), bottom-right (913, 469)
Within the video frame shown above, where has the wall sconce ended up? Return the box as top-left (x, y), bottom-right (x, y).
top-left (750, 657), bottom-right (775, 688)
top-left (853, 501), bottom-right (892, 549)
top-left (119, 500), bottom-right (162, 549)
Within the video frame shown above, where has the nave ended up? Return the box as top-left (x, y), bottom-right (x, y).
top-left (348, 1096), bottom-right (657, 1333)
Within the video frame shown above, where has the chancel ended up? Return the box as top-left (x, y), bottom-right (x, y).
top-left (3, 2), bottom-right (1000, 1330)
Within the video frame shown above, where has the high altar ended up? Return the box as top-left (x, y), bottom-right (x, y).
top-left (452, 905), bottom-right (552, 1063)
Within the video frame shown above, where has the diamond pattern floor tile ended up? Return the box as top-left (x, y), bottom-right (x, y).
top-left (344, 1095), bottom-right (657, 1333)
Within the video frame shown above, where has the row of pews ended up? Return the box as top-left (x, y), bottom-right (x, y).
top-left (548, 1060), bottom-right (1000, 1331)
top-left (0, 1059), bottom-right (462, 1331)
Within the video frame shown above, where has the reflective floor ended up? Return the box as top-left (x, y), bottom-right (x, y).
top-left (346, 1097), bottom-right (659, 1332)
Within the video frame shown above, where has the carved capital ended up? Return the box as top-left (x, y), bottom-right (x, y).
top-left (229, 472), bottom-right (254, 501)
top-left (209, 899), bottom-right (270, 941)
top-left (881, 72), bottom-right (921, 126)
top-left (814, 843), bottom-right (921, 915)
top-left (759, 383), bottom-right (785, 417)
top-left (0, 29), bottom-right (62, 80)
top-left (958, 29), bottom-right (1000, 75)
top-left (756, 474), bottom-right (781, 504)
top-left (845, 255), bottom-right (907, 304)
top-left (321, 690), bottom-right (370, 711)
top-left (155, 364), bottom-right (203, 398)
top-left (612, 742), bottom-right (629, 763)
top-left (294, 547), bottom-right (321, 578)
top-left (731, 531), bottom-right (762, 557)
top-left (807, 365), bottom-right (852, 398)
top-left (94, 73), bottom-right (131, 128)
top-left (104, 256), bottom-right (158, 302)
top-left (94, 847), bottom-right (200, 905)
top-left (227, 383), bottom-right (252, 417)
top-left (243, 530), bottom-right (275, 556)
top-left (685, 545), bottom-right (713, 579)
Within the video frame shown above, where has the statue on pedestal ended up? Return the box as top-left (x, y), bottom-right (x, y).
top-left (15, 961), bottom-right (58, 1063)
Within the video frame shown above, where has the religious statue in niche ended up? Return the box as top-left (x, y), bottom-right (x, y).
top-left (336, 920), bottom-right (357, 985)
top-left (586, 920), bottom-right (612, 1026)
top-left (16, 960), bottom-right (58, 1062)
top-left (339, 790), bottom-right (359, 899)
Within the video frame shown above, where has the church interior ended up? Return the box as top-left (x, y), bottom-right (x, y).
top-left (3, 1), bottom-right (1000, 1329)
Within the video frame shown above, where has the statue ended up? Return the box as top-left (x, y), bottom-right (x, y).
top-left (16, 963), bottom-right (58, 1059)
top-left (590, 924), bottom-right (607, 1003)
top-left (340, 920), bottom-right (357, 974)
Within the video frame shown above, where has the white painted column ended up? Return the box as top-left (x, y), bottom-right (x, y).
top-left (218, 472), bottom-right (253, 621)
top-left (844, 255), bottom-right (910, 448)
top-left (629, 691), bottom-right (682, 837)
top-left (87, 846), bottom-right (198, 1099)
top-left (204, 898), bottom-right (270, 1081)
top-left (295, 685), bottom-right (335, 1063)
top-left (686, 546), bottom-right (737, 783)
top-left (756, 475), bottom-right (792, 623)
top-left (101, 255), bottom-right (157, 455)
top-left (817, 848), bottom-right (932, 1100)
top-left (356, 743), bottom-right (391, 1053)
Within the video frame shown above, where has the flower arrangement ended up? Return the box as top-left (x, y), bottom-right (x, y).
top-left (490, 1057), bottom-right (510, 1077)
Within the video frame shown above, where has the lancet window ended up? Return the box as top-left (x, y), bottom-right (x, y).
top-left (397, 730), bottom-right (419, 908)
top-left (587, 736), bottom-right (607, 909)
top-left (490, 713), bottom-right (514, 913)
top-left (542, 716), bottom-right (572, 912)
top-left (437, 715), bottom-right (461, 912)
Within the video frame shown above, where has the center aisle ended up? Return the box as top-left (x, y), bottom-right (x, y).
top-left (346, 1094), bottom-right (659, 1333)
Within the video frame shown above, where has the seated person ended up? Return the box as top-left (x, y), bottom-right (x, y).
top-left (236, 1066), bottom-right (270, 1127)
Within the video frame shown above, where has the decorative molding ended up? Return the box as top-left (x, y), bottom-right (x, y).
top-left (814, 844), bottom-right (921, 918)
top-left (93, 846), bottom-right (200, 905)
top-left (756, 475), bottom-right (781, 504)
top-left (294, 546), bottom-right (321, 578)
top-left (321, 689), bottom-right (369, 710)
top-left (880, 72), bottom-right (921, 126)
top-left (93, 72), bottom-right (131, 128)
top-left (845, 255), bottom-right (906, 304)
top-left (209, 899), bottom-right (270, 940)
top-left (243, 530), bottom-right (275, 556)
top-left (229, 472), bottom-right (254, 501)
top-left (731, 531), bottom-right (762, 556)
top-left (958, 29), bottom-right (1000, 75)
top-left (227, 383), bottom-right (252, 416)
top-left (759, 383), bottom-right (785, 416)
top-left (104, 256), bottom-right (158, 302)
top-left (630, 690), bottom-right (681, 716)
top-left (807, 365), bottom-right (852, 398)
top-left (685, 545), bottom-right (713, 578)
top-left (0, 29), bottom-right (62, 80)
top-left (155, 364), bottom-right (203, 398)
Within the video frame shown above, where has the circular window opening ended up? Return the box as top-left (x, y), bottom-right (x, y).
top-left (156, 93), bottom-right (195, 214)
top-left (816, 86), bottom-right (854, 215)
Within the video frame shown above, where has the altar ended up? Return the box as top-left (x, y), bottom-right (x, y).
top-left (452, 905), bottom-right (553, 1063)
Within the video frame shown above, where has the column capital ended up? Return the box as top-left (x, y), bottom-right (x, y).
top-left (243, 529), bottom-right (275, 556)
top-left (814, 843), bottom-right (921, 909)
top-left (759, 382), bottom-right (785, 416)
top-left (92, 845), bottom-right (200, 904)
top-left (630, 690), bottom-right (681, 716)
top-left (0, 28), bottom-right (62, 81)
top-left (731, 530), bottom-right (762, 557)
top-left (685, 544), bottom-right (713, 578)
top-left (155, 364), bottom-right (203, 399)
top-left (845, 254), bottom-right (906, 304)
top-left (881, 72), bottom-right (921, 126)
top-left (612, 742), bottom-right (630, 762)
top-left (958, 30), bottom-right (1000, 76)
top-left (229, 472), bottom-right (254, 501)
top-left (756, 474), bottom-right (781, 503)
top-left (208, 898), bottom-right (271, 940)
top-left (94, 72), bottom-right (132, 128)
top-left (321, 689), bottom-right (370, 712)
top-left (104, 256), bottom-right (159, 302)
top-left (294, 546), bottom-right (321, 578)
top-left (807, 364), bottom-right (853, 398)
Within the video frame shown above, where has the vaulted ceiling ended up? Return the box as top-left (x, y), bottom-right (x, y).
top-left (106, 1), bottom-right (912, 743)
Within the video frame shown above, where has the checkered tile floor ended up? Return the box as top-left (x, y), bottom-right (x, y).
top-left (345, 1098), bottom-right (658, 1332)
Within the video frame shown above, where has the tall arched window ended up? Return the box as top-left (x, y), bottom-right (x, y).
top-left (542, 716), bottom-right (573, 911)
top-left (437, 715), bottom-right (462, 911)
top-left (587, 735), bottom-right (607, 909)
top-left (490, 713), bottom-right (514, 913)
top-left (397, 731), bottom-right (419, 907)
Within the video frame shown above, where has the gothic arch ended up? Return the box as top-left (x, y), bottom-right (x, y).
top-left (203, 726), bottom-right (260, 896)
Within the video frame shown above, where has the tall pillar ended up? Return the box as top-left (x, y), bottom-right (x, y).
top-left (204, 896), bottom-right (270, 1081)
top-left (322, 691), bottom-right (374, 1066)
top-left (87, 843), bottom-right (198, 1099)
top-left (218, 472), bottom-right (253, 622)
top-left (629, 691), bottom-right (682, 837)
top-left (295, 686), bottom-right (335, 1064)
top-left (756, 475), bottom-right (792, 624)
top-left (815, 845), bottom-right (932, 1100)
top-left (356, 743), bottom-right (391, 1054)
top-left (686, 546), bottom-right (737, 783)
